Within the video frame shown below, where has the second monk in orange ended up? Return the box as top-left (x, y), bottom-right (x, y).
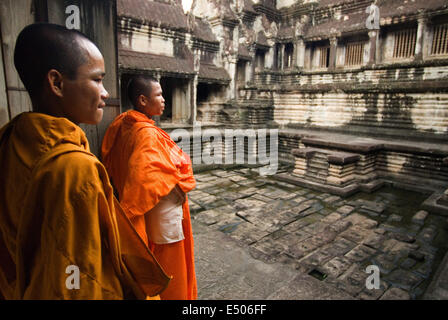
top-left (101, 75), bottom-right (197, 300)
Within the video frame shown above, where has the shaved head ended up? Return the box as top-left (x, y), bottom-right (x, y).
top-left (127, 75), bottom-right (158, 108)
top-left (14, 23), bottom-right (93, 100)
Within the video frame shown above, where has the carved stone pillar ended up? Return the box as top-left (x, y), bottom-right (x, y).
top-left (296, 38), bottom-right (305, 68)
top-left (415, 16), bottom-right (427, 61)
top-left (368, 29), bottom-right (379, 66)
top-left (329, 37), bottom-right (338, 70)
top-left (280, 43), bottom-right (285, 70)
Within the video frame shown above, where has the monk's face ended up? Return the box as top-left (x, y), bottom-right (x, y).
top-left (140, 81), bottom-right (165, 117)
top-left (60, 39), bottom-right (109, 125)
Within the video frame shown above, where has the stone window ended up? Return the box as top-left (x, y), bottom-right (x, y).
top-left (236, 60), bottom-right (246, 85)
top-left (318, 46), bottom-right (330, 68)
top-left (345, 42), bottom-right (364, 66)
top-left (255, 49), bottom-right (266, 71)
top-left (431, 23), bottom-right (448, 55)
top-left (274, 43), bottom-right (281, 70)
top-left (200, 50), bottom-right (214, 63)
top-left (284, 43), bottom-right (294, 68)
top-left (159, 77), bottom-right (191, 124)
top-left (392, 28), bottom-right (417, 59)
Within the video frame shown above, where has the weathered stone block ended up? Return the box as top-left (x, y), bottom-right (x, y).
top-left (363, 233), bottom-right (386, 250)
top-left (301, 222), bottom-right (329, 235)
top-left (329, 220), bottom-right (353, 234)
top-left (322, 256), bottom-right (353, 278)
top-left (336, 205), bottom-right (355, 216)
top-left (387, 214), bottom-right (403, 222)
top-left (340, 225), bottom-right (373, 244)
top-left (408, 250), bottom-right (425, 262)
top-left (412, 210), bottom-right (429, 225)
top-left (323, 238), bottom-right (358, 256)
top-left (413, 260), bottom-right (433, 279)
top-left (227, 222), bottom-right (270, 245)
top-left (193, 209), bottom-right (226, 225)
top-left (323, 195), bottom-right (342, 204)
top-left (386, 269), bottom-right (424, 291)
top-left (345, 245), bottom-right (377, 263)
top-left (321, 212), bottom-right (343, 224)
top-left (300, 249), bottom-right (334, 267)
top-left (417, 225), bottom-right (438, 243)
top-left (380, 287), bottom-right (411, 300)
top-left (371, 253), bottom-right (399, 275)
top-left (358, 200), bottom-right (386, 215)
top-left (400, 258), bottom-right (417, 270)
top-left (295, 236), bottom-right (326, 255)
top-left (358, 280), bottom-right (389, 300)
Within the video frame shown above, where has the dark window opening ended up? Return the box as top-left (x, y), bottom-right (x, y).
top-left (159, 77), bottom-right (174, 122)
top-left (274, 43), bottom-right (281, 70)
top-left (255, 49), bottom-right (266, 71)
top-left (393, 28), bottom-right (417, 58)
top-left (431, 23), bottom-right (448, 55)
top-left (236, 60), bottom-right (246, 85)
top-left (284, 42), bottom-right (294, 68)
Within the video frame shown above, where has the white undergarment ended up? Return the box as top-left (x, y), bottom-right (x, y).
top-left (146, 186), bottom-right (185, 244)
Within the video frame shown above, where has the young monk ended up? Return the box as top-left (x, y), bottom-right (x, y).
top-left (0, 23), bottom-right (169, 299)
top-left (101, 76), bottom-right (197, 300)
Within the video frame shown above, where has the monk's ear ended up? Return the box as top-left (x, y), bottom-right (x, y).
top-left (47, 69), bottom-right (64, 98)
top-left (138, 94), bottom-right (147, 107)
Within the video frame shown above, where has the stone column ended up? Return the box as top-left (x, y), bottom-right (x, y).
top-left (291, 42), bottom-right (297, 68)
top-left (304, 43), bottom-right (312, 70)
top-left (190, 76), bottom-right (197, 124)
top-left (329, 37), bottom-right (338, 70)
top-left (296, 38), bottom-right (305, 68)
top-left (368, 30), bottom-right (379, 66)
top-left (280, 43), bottom-right (285, 70)
top-left (415, 16), bottom-right (427, 61)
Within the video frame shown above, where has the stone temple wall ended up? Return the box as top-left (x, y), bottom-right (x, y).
top-left (273, 91), bottom-right (448, 139)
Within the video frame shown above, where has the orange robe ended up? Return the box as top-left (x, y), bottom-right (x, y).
top-left (0, 112), bottom-right (170, 299)
top-left (102, 110), bottom-right (197, 300)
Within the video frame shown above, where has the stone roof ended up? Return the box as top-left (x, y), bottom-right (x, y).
top-left (193, 18), bottom-right (218, 43)
top-left (277, 24), bottom-right (295, 39)
top-left (119, 49), bottom-right (229, 82)
top-left (317, 0), bottom-right (353, 7)
top-left (305, 11), bottom-right (367, 39)
top-left (118, 0), bottom-right (188, 30)
top-left (306, 0), bottom-right (448, 40)
top-left (256, 31), bottom-right (269, 47)
top-left (378, 0), bottom-right (448, 19)
top-left (198, 63), bottom-right (231, 83)
top-left (119, 49), bottom-right (195, 75)
top-left (242, 0), bottom-right (257, 14)
top-left (238, 44), bottom-right (252, 60)
top-left (219, 0), bottom-right (239, 22)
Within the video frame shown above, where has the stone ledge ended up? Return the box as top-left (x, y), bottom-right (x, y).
top-left (292, 147), bottom-right (360, 165)
top-left (300, 136), bottom-right (448, 157)
top-left (422, 192), bottom-right (448, 216)
top-left (423, 248), bottom-right (448, 300)
top-left (301, 136), bottom-right (381, 154)
top-left (275, 173), bottom-right (361, 198)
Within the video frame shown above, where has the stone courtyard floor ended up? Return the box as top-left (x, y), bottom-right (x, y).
top-left (189, 165), bottom-right (448, 300)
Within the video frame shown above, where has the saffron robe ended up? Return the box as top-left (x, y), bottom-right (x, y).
top-left (101, 110), bottom-right (197, 300)
top-left (0, 112), bottom-right (170, 299)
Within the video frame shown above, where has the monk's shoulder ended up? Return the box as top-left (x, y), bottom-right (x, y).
top-left (41, 148), bottom-right (105, 186)
top-left (132, 124), bottom-right (164, 146)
